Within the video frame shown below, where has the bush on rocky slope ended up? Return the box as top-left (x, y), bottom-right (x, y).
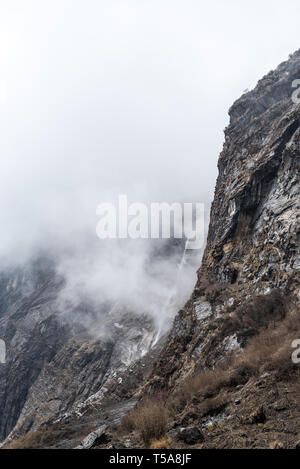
top-left (120, 397), bottom-right (168, 446)
top-left (117, 303), bottom-right (300, 448)
top-left (172, 304), bottom-right (299, 408)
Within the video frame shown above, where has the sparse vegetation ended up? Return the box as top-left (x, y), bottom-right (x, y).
top-left (5, 423), bottom-right (93, 449)
top-left (119, 301), bottom-right (300, 448)
top-left (150, 437), bottom-right (172, 449)
top-left (230, 289), bottom-right (289, 331)
top-left (168, 303), bottom-right (300, 413)
top-left (120, 397), bottom-right (168, 446)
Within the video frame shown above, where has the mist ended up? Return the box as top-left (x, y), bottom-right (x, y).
top-left (0, 0), bottom-right (299, 333)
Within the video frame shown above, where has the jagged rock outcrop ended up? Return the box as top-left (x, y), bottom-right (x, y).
top-left (146, 50), bottom-right (300, 391)
top-left (90, 51), bottom-right (300, 450)
top-left (0, 264), bottom-right (160, 444)
top-left (0, 260), bottom-right (69, 441)
top-left (0, 239), bottom-right (190, 444)
top-left (8, 309), bottom-right (158, 441)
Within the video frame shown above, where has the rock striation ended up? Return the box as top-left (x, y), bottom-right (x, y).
top-left (1, 50), bottom-right (300, 449)
top-left (146, 49), bottom-right (300, 392)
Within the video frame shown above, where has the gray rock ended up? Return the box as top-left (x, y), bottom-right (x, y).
top-left (194, 302), bottom-right (212, 321)
top-left (76, 425), bottom-right (108, 449)
top-left (177, 426), bottom-right (204, 445)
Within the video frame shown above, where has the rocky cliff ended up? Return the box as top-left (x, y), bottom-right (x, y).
top-left (93, 50), bottom-right (300, 449)
top-left (0, 240), bottom-right (192, 447)
top-left (1, 51), bottom-right (300, 449)
top-left (145, 49), bottom-right (300, 391)
top-left (0, 259), bottom-right (163, 445)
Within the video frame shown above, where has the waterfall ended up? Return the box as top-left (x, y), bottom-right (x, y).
top-left (176, 239), bottom-right (189, 284)
top-left (151, 240), bottom-right (189, 347)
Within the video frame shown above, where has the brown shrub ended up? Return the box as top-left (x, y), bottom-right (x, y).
top-left (119, 302), bottom-right (300, 443)
top-left (233, 289), bottom-right (289, 331)
top-left (167, 367), bottom-right (228, 414)
top-left (197, 395), bottom-right (227, 418)
top-left (237, 305), bottom-right (300, 376)
top-left (183, 368), bottom-right (227, 399)
top-left (120, 411), bottom-right (136, 433)
top-left (120, 397), bottom-right (168, 446)
top-left (204, 282), bottom-right (229, 303)
top-left (167, 304), bottom-right (300, 414)
top-left (237, 307), bottom-right (300, 384)
top-left (227, 362), bottom-right (257, 387)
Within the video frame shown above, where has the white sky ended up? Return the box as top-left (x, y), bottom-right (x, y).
top-left (0, 0), bottom-right (299, 258)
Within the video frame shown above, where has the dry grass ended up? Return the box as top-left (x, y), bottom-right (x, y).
top-left (231, 289), bottom-right (289, 330)
top-left (150, 437), bottom-right (172, 449)
top-left (6, 429), bottom-right (64, 449)
top-left (119, 298), bottom-right (299, 445)
top-left (120, 411), bottom-right (136, 433)
top-left (5, 423), bottom-right (93, 449)
top-left (181, 368), bottom-right (227, 402)
top-left (120, 397), bottom-right (168, 446)
top-left (197, 394), bottom-right (227, 417)
top-left (168, 305), bottom-right (300, 412)
top-left (167, 367), bottom-right (231, 417)
top-left (237, 307), bottom-right (300, 378)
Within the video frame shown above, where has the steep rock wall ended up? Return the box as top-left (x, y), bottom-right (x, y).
top-left (146, 50), bottom-right (300, 391)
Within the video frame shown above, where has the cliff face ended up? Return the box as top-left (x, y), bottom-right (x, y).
top-left (1, 51), bottom-right (300, 449)
top-left (0, 240), bottom-right (190, 445)
top-left (0, 262), bottom-right (160, 444)
top-left (93, 51), bottom-right (299, 450)
top-left (0, 261), bottom-right (69, 441)
top-left (77, 51), bottom-right (300, 450)
top-left (146, 50), bottom-right (300, 391)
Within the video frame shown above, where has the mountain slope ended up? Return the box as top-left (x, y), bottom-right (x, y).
top-left (145, 49), bottom-right (300, 392)
top-left (92, 51), bottom-right (300, 450)
top-left (2, 50), bottom-right (300, 449)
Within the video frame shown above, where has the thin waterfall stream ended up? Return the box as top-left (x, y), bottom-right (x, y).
top-left (151, 239), bottom-right (190, 347)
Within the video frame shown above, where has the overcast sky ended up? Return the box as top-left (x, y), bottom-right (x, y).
top-left (0, 0), bottom-right (299, 260)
